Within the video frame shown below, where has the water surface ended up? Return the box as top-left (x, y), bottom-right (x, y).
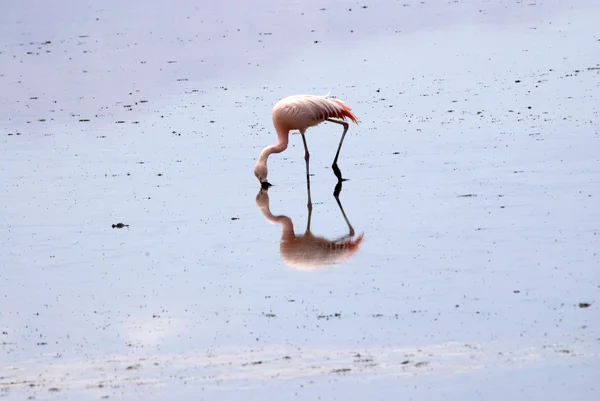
top-left (1, 0), bottom-right (599, 400)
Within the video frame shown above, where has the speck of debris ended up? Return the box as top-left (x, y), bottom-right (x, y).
top-left (231, 217), bottom-right (240, 220)
top-left (514, 290), bottom-right (521, 293)
top-left (112, 223), bottom-right (129, 229)
top-left (79, 119), bottom-right (90, 122)
top-left (515, 79), bottom-right (521, 83)
top-left (317, 312), bottom-right (341, 320)
top-left (457, 194), bottom-right (477, 198)
top-left (332, 368), bottom-right (351, 373)
top-left (393, 152), bottom-right (400, 154)
top-left (579, 302), bottom-right (591, 308)
top-left (251, 361), bottom-right (263, 365)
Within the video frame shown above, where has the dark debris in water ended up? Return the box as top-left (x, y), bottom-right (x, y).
top-left (317, 312), bottom-right (341, 320)
top-left (457, 194), bottom-right (477, 198)
top-left (112, 223), bottom-right (129, 229)
top-left (241, 360), bottom-right (263, 366)
top-left (578, 302), bottom-right (591, 308)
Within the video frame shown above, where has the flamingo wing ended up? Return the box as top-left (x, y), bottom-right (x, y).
top-left (274, 95), bottom-right (358, 129)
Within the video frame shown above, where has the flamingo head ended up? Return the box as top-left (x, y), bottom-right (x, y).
top-left (254, 162), bottom-right (271, 189)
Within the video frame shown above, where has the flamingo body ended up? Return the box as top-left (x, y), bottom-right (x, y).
top-left (254, 94), bottom-right (358, 186)
top-left (272, 95), bottom-right (358, 131)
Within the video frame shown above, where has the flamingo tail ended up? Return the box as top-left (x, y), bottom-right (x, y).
top-left (328, 98), bottom-right (359, 125)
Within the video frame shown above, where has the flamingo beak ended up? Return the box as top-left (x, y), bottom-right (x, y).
top-left (261, 181), bottom-right (272, 190)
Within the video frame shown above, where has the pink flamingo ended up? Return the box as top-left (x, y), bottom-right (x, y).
top-left (254, 94), bottom-right (358, 189)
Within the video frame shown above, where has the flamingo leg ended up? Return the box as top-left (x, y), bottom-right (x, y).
top-left (300, 132), bottom-right (313, 217)
top-left (305, 169), bottom-right (313, 234)
top-left (305, 187), bottom-right (313, 233)
top-left (326, 118), bottom-right (349, 182)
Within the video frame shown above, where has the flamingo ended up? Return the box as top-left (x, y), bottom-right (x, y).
top-left (254, 94), bottom-right (358, 189)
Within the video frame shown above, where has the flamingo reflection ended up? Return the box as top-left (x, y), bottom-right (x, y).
top-left (256, 181), bottom-right (364, 269)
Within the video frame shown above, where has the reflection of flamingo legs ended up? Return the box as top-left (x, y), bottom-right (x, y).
top-left (304, 174), bottom-right (355, 240)
top-left (333, 180), bottom-right (355, 238)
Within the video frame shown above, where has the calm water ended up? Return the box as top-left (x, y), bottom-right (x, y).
top-left (1, 0), bottom-right (599, 400)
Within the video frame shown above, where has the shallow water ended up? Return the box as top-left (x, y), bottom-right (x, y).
top-left (1, 0), bottom-right (599, 400)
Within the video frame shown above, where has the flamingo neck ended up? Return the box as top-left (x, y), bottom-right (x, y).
top-left (258, 144), bottom-right (282, 164)
top-left (258, 125), bottom-right (289, 164)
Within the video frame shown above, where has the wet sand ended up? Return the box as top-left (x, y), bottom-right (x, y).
top-left (1, 0), bottom-right (599, 400)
